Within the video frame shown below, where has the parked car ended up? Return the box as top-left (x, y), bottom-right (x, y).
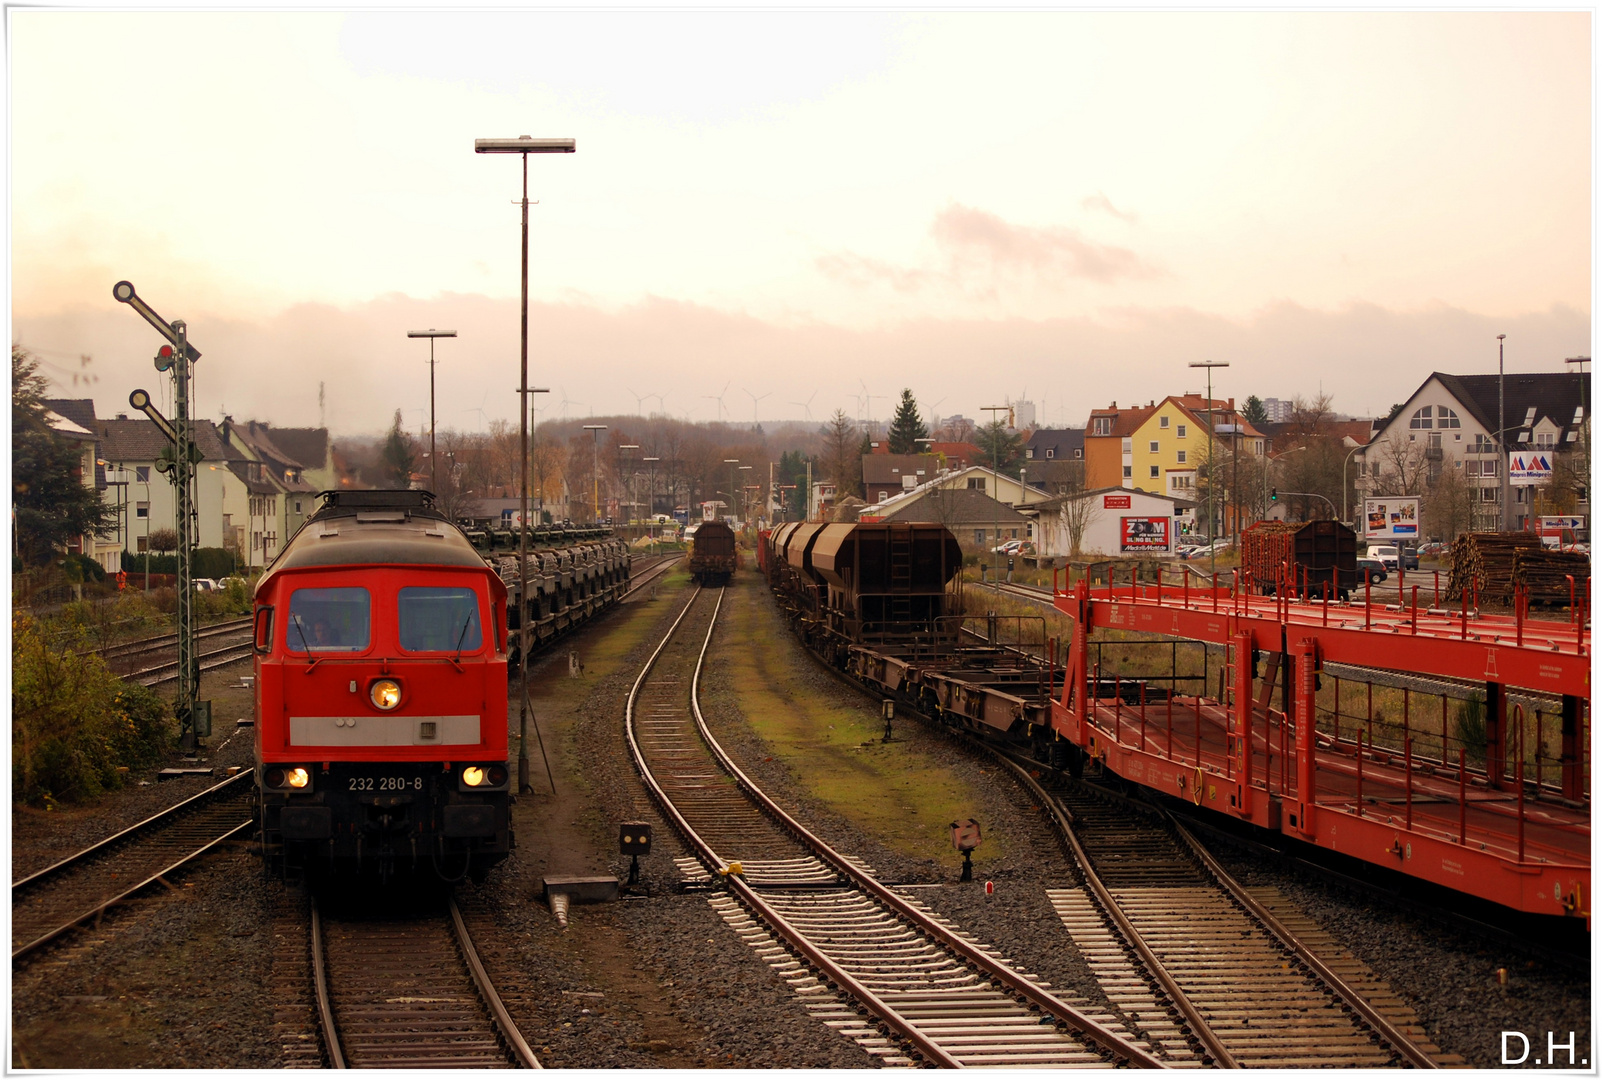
top-left (192, 577), bottom-right (219, 592)
top-left (1355, 558), bottom-right (1387, 584)
top-left (1368, 544), bottom-right (1400, 571)
top-left (990, 539), bottom-right (1027, 555)
top-left (1398, 545), bottom-right (1420, 570)
top-left (1418, 541), bottom-right (1449, 557)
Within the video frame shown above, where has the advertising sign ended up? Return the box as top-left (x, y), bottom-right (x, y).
top-left (1364, 497), bottom-right (1419, 539)
top-left (1509, 452), bottom-right (1554, 487)
top-left (1539, 515), bottom-right (1585, 534)
top-left (1103, 494), bottom-right (1132, 509)
top-left (1120, 516), bottom-right (1170, 551)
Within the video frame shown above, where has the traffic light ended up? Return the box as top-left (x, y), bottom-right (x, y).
top-left (1270, 488), bottom-right (1278, 503)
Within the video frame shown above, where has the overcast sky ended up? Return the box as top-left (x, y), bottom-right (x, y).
top-left (9, 10), bottom-right (1592, 437)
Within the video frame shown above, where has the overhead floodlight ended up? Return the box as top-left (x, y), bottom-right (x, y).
top-left (475, 137), bottom-right (576, 154)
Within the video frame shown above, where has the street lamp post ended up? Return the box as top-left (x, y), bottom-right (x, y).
top-left (406, 329), bottom-right (457, 494)
top-left (738, 465), bottom-right (753, 527)
top-left (981, 406), bottom-right (1010, 581)
top-left (1189, 361), bottom-right (1229, 578)
top-left (1566, 357), bottom-right (1589, 529)
top-left (1498, 334), bottom-right (1509, 532)
top-left (643, 456), bottom-right (660, 550)
top-left (1341, 442), bottom-right (1365, 524)
top-left (475, 133), bottom-right (575, 796)
top-left (583, 425), bottom-right (608, 522)
top-left (723, 459), bottom-right (739, 525)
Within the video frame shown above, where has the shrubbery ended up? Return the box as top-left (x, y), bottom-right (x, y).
top-left (120, 547), bottom-right (239, 579)
top-left (13, 614), bottom-right (175, 806)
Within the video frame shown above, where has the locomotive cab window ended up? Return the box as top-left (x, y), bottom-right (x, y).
top-left (398, 587), bottom-right (483, 653)
top-left (286, 587), bottom-right (371, 652)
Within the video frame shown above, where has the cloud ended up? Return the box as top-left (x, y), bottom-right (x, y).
top-left (1081, 192), bottom-right (1138, 224)
top-left (930, 204), bottom-right (1152, 283)
top-left (14, 293), bottom-right (1586, 438)
top-left (812, 252), bottom-right (935, 293)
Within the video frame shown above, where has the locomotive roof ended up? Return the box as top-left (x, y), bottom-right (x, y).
top-left (258, 490), bottom-right (490, 589)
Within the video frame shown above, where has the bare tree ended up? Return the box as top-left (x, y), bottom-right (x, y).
top-left (1368, 435), bottom-right (1431, 498)
top-left (1423, 459), bottom-right (1475, 542)
top-left (819, 410), bottom-right (857, 492)
top-left (1059, 495), bottom-right (1102, 558)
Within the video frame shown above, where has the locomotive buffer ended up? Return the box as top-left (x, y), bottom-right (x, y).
top-left (117, 280), bottom-right (211, 752)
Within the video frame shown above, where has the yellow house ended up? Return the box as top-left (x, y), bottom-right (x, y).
top-left (1128, 395), bottom-right (1264, 502)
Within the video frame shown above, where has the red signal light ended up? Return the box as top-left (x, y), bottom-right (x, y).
top-left (158, 345), bottom-right (173, 358)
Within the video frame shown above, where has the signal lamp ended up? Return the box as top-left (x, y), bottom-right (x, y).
top-left (287, 767), bottom-right (310, 789)
top-left (369, 679), bottom-right (402, 711)
top-left (462, 766), bottom-right (486, 787)
top-left (265, 767), bottom-right (285, 787)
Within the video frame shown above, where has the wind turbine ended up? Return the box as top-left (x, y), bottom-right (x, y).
top-left (859, 380), bottom-right (884, 427)
top-left (463, 390), bottom-right (492, 431)
top-left (703, 381), bottom-right (731, 423)
top-left (743, 387), bottom-right (771, 428)
top-left (628, 387), bottom-right (656, 417)
top-left (790, 390), bottom-right (818, 421)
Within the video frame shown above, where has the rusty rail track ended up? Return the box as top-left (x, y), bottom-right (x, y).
top-left (12, 770), bottom-right (255, 960)
top-left (310, 893), bottom-right (539, 1069)
top-left (625, 585), bottom-right (1166, 1068)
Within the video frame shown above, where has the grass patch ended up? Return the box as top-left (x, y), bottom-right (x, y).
top-left (718, 581), bottom-right (1001, 868)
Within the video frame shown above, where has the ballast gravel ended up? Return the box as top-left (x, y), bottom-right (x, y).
top-left (11, 576), bottom-right (1591, 1069)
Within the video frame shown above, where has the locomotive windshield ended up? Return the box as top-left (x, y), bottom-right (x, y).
top-left (398, 587), bottom-right (483, 653)
top-left (287, 587), bottom-right (371, 652)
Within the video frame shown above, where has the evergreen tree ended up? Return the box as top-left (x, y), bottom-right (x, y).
top-left (1241, 395), bottom-right (1268, 426)
top-left (974, 420), bottom-right (1025, 479)
top-left (12, 345), bottom-right (115, 567)
top-left (380, 409), bottom-right (418, 488)
top-left (887, 388), bottom-right (929, 454)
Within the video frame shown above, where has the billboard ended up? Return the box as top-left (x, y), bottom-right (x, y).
top-left (1120, 516), bottom-right (1170, 551)
top-left (1509, 452), bottom-right (1554, 487)
top-left (1364, 497), bottom-right (1419, 539)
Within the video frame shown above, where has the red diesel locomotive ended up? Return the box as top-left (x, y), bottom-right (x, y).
top-left (253, 490), bottom-right (512, 882)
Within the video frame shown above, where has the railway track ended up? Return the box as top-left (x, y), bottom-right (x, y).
top-left (11, 770), bottom-right (256, 960)
top-left (310, 891), bottom-right (539, 1068)
top-left (623, 552), bottom-right (682, 600)
top-left (625, 585), bottom-right (1165, 1068)
top-left (93, 616), bottom-right (253, 664)
top-left (983, 753), bottom-right (1451, 1068)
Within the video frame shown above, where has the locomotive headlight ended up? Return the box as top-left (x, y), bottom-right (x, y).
top-left (287, 767), bottom-right (310, 789)
top-left (369, 679), bottom-right (402, 711)
top-left (462, 766), bottom-right (487, 787)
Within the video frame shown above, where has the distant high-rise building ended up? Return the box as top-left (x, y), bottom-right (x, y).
top-left (1261, 397), bottom-right (1293, 423)
top-left (1008, 400), bottom-right (1037, 430)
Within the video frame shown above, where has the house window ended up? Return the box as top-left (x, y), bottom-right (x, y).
top-left (1045, 448), bottom-right (1054, 459)
top-left (1410, 406), bottom-right (1433, 429)
top-left (967, 477), bottom-right (986, 491)
top-left (1176, 450), bottom-right (1187, 464)
top-left (1092, 417), bottom-right (1112, 436)
top-left (1177, 425), bottom-right (1187, 438)
top-left (1480, 487), bottom-right (1498, 502)
top-left (1149, 441), bottom-right (1160, 453)
top-left (294, 500), bottom-right (303, 513)
top-left (1121, 438), bottom-right (1133, 454)
top-left (1074, 449), bottom-right (1082, 459)
top-left (1438, 406), bottom-right (1461, 428)
top-left (1429, 432), bottom-right (1442, 449)
top-left (1123, 465), bottom-right (1132, 479)
top-left (1536, 432), bottom-right (1556, 450)
top-left (878, 490), bottom-right (889, 503)
top-left (1149, 465), bottom-right (1160, 479)
top-left (1160, 416), bottom-right (1169, 429)
top-left (1472, 434), bottom-right (1494, 453)
top-left (135, 501), bottom-right (149, 519)
top-left (135, 466), bottom-right (150, 482)
top-left (1026, 449), bottom-right (1035, 459)
top-left (974, 530), bottom-right (986, 545)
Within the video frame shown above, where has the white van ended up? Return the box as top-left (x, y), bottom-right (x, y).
top-left (1369, 545), bottom-right (1400, 571)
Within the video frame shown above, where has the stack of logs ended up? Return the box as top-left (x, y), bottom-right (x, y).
top-left (1448, 532), bottom-right (1589, 607)
top-left (1512, 547), bottom-right (1590, 607)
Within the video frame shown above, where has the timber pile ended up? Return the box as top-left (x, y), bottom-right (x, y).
top-left (1447, 532), bottom-right (1544, 604)
top-left (1511, 548), bottom-right (1590, 607)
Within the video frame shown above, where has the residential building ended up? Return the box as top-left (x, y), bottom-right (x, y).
top-left (1034, 487), bottom-right (1195, 559)
top-left (221, 419), bottom-right (322, 556)
top-left (1356, 370), bottom-right (1589, 533)
top-left (95, 414), bottom-right (253, 559)
top-left (866, 486), bottom-right (1031, 553)
top-left (39, 400), bottom-right (120, 571)
top-left (1260, 397), bottom-right (1293, 423)
top-left (1083, 402), bottom-right (1157, 491)
top-left (1024, 428), bottom-right (1084, 464)
top-left (862, 454), bottom-right (941, 504)
top-left (1127, 395), bottom-right (1265, 506)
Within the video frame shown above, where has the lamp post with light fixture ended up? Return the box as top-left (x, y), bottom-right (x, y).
top-left (583, 425), bottom-right (608, 522)
top-left (1189, 360), bottom-right (1229, 579)
top-left (475, 134), bottom-right (574, 796)
top-left (406, 329), bottom-right (456, 494)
